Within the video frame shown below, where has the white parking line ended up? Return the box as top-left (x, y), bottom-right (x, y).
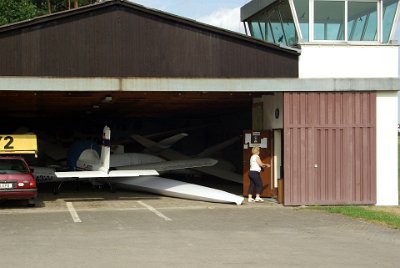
top-left (137, 201), bottom-right (172, 221)
top-left (66, 202), bottom-right (82, 223)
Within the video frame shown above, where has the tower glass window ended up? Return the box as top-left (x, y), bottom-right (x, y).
top-left (293, 0), bottom-right (310, 41)
top-left (348, 2), bottom-right (378, 41)
top-left (383, 0), bottom-right (398, 42)
top-left (243, 0), bottom-right (400, 46)
top-left (314, 0), bottom-right (345, 40)
top-left (247, 0), bottom-right (298, 46)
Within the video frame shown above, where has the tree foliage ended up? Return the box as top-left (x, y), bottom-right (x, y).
top-left (0, 0), bottom-right (99, 26)
top-left (0, 0), bottom-right (37, 26)
top-left (32, 1), bottom-right (98, 15)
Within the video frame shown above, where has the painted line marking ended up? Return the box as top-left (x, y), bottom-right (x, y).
top-left (66, 202), bottom-right (82, 223)
top-left (137, 201), bottom-right (172, 221)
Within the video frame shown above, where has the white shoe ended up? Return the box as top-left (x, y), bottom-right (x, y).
top-left (248, 198), bottom-right (255, 203)
top-left (255, 197), bottom-right (264, 202)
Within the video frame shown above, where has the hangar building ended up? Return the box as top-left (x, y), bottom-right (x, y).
top-left (0, 0), bottom-right (399, 205)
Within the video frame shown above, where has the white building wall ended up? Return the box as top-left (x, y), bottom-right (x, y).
top-left (299, 44), bottom-right (399, 78)
top-left (376, 91), bottom-right (399, 205)
top-left (261, 93), bottom-right (283, 129)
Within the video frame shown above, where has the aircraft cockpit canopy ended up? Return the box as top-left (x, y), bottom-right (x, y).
top-left (241, 0), bottom-right (400, 46)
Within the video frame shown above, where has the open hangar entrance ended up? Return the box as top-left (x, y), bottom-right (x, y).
top-left (0, 90), bottom-right (267, 196)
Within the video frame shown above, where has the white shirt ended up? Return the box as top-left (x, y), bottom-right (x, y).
top-left (249, 154), bottom-right (261, 172)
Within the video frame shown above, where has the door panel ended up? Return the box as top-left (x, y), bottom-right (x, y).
top-left (284, 92), bottom-right (376, 205)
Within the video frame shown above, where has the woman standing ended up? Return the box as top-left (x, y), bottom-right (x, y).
top-left (248, 146), bottom-right (270, 203)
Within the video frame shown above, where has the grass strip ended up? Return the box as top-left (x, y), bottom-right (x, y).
top-left (310, 206), bottom-right (400, 229)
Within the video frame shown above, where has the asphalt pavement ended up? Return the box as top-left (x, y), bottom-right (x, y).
top-left (0, 186), bottom-right (399, 268)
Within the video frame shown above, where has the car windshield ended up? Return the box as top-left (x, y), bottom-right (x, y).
top-left (0, 159), bottom-right (30, 174)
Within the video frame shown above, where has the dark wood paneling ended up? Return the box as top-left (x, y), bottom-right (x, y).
top-left (283, 92), bottom-right (376, 205)
top-left (0, 3), bottom-right (298, 78)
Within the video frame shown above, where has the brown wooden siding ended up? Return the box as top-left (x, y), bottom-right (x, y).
top-left (283, 92), bottom-right (376, 205)
top-left (0, 2), bottom-right (298, 78)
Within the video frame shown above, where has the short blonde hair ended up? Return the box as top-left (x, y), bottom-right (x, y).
top-left (251, 146), bottom-right (260, 154)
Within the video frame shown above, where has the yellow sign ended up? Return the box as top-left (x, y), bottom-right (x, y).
top-left (0, 134), bottom-right (38, 157)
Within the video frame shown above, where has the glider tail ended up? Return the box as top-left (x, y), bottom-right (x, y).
top-left (99, 126), bottom-right (111, 172)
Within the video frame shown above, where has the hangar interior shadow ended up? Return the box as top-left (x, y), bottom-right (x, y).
top-left (1, 91), bottom-right (259, 199)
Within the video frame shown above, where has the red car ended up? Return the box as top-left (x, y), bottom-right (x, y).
top-left (0, 156), bottom-right (37, 206)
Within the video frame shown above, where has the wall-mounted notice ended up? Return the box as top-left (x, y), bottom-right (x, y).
top-left (244, 132), bottom-right (267, 148)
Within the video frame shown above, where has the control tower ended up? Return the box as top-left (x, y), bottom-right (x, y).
top-left (241, 0), bottom-right (399, 78)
